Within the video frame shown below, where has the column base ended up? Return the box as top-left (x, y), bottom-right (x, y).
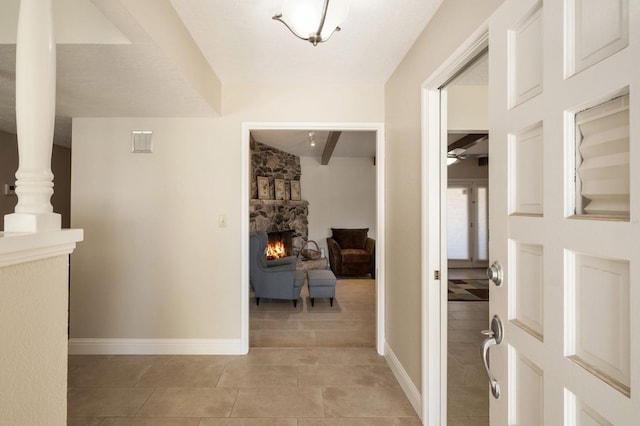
top-left (4, 212), bottom-right (61, 233)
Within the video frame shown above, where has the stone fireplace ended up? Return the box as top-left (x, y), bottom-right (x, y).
top-left (250, 140), bottom-right (309, 255)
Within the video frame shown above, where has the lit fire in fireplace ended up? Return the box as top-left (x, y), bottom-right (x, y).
top-left (266, 239), bottom-right (286, 260)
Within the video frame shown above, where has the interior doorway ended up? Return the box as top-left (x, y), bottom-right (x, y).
top-left (419, 26), bottom-right (490, 424)
top-left (441, 51), bottom-right (490, 425)
top-left (241, 122), bottom-right (386, 355)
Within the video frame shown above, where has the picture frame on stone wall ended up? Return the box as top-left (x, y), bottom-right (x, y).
top-left (257, 176), bottom-right (270, 200)
top-left (274, 179), bottom-right (285, 200)
top-left (290, 180), bottom-right (301, 201)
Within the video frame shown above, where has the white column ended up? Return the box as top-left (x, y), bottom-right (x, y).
top-left (4, 0), bottom-right (60, 233)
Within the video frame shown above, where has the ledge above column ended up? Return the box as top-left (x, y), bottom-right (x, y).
top-left (0, 229), bottom-right (84, 268)
top-left (4, 212), bottom-right (61, 233)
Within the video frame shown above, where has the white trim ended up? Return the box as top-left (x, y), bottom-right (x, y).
top-left (420, 23), bottom-right (490, 426)
top-left (375, 125), bottom-right (386, 355)
top-left (241, 123), bottom-right (251, 355)
top-left (241, 121), bottom-right (386, 356)
top-left (384, 342), bottom-right (422, 416)
top-left (68, 338), bottom-right (244, 355)
top-left (0, 229), bottom-right (84, 267)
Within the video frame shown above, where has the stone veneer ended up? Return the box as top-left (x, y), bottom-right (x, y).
top-left (250, 140), bottom-right (308, 254)
top-left (251, 141), bottom-right (301, 200)
top-left (249, 200), bottom-right (309, 254)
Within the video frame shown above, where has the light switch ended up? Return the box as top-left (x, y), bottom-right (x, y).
top-left (218, 214), bottom-right (227, 228)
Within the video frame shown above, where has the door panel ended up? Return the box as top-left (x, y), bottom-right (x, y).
top-left (570, 253), bottom-right (630, 393)
top-left (512, 242), bottom-right (543, 340)
top-left (488, 0), bottom-right (638, 424)
top-left (511, 123), bottom-right (543, 216)
top-left (514, 351), bottom-right (544, 426)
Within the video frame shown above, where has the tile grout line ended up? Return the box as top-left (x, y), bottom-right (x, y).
top-left (214, 362), bottom-right (226, 388)
top-left (132, 386), bottom-right (156, 418)
top-left (133, 363), bottom-right (153, 389)
top-left (226, 387), bottom-right (241, 419)
top-left (320, 386), bottom-right (328, 419)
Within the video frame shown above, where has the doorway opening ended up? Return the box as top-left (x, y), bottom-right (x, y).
top-left (419, 26), bottom-right (489, 425)
top-left (442, 50), bottom-right (490, 425)
top-left (241, 123), bottom-right (386, 355)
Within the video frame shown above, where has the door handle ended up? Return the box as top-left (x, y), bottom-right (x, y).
top-left (480, 315), bottom-right (503, 399)
top-left (487, 261), bottom-right (503, 286)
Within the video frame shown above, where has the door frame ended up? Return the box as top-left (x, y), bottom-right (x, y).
top-left (420, 24), bottom-right (489, 424)
top-left (240, 122), bottom-right (386, 355)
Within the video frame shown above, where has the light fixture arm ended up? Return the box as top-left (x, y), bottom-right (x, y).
top-left (313, 0), bottom-right (330, 42)
top-left (272, 0), bottom-right (342, 46)
top-left (272, 14), bottom-right (309, 42)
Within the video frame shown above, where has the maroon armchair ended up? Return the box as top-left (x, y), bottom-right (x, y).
top-left (327, 228), bottom-right (375, 278)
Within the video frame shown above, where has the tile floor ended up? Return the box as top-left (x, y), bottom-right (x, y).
top-left (447, 268), bottom-right (490, 426)
top-left (68, 279), bottom-right (420, 425)
top-left (68, 276), bottom-right (489, 425)
top-left (250, 278), bottom-right (376, 348)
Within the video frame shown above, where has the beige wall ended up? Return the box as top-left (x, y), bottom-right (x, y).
top-left (447, 85), bottom-right (489, 132)
top-left (448, 159), bottom-right (488, 180)
top-left (384, 0), bottom-right (504, 391)
top-left (0, 130), bottom-right (72, 230)
top-left (301, 156), bottom-right (377, 255)
top-left (70, 84), bottom-right (383, 341)
top-left (0, 256), bottom-right (69, 425)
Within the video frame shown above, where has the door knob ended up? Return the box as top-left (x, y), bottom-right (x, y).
top-left (480, 315), bottom-right (503, 399)
top-left (487, 261), bottom-right (503, 286)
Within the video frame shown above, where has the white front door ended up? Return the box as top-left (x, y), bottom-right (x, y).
top-left (487, 0), bottom-right (638, 424)
top-left (447, 180), bottom-right (489, 269)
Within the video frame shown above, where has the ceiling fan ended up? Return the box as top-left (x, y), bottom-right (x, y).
top-left (447, 134), bottom-right (489, 166)
top-left (447, 150), bottom-right (488, 161)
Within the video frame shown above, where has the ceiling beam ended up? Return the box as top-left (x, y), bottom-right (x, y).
top-left (118, 0), bottom-right (222, 115)
top-left (321, 131), bottom-right (342, 165)
top-left (447, 133), bottom-right (487, 152)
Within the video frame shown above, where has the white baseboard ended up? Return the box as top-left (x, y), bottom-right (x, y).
top-left (384, 342), bottom-right (422, 419)
top-left (68, 338), bottom-right (246, 355)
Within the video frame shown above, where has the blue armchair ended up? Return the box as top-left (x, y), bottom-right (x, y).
top-left (249, 232), bottom-right (305, 307)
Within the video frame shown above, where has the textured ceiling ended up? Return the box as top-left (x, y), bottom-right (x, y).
top-left (170, 0), bottom-right (443, 85)
top-left (0, 0), bottom-right (444, 148)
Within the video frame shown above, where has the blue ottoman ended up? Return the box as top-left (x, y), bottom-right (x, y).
top-left (307, 269), bottom-right (337, 307)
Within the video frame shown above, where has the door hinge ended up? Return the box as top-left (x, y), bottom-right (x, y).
top-left (434, 270), bottom-right (441, 280)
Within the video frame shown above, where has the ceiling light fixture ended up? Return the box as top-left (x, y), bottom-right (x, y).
top-left (273, 0), bottom-right (349, 46)
top-left (309, 131), bottom-right (316, 147)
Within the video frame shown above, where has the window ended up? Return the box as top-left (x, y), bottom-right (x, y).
top-left (574, 93), bottom-right (629, 219)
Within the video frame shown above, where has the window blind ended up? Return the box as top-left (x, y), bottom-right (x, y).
top-left (575, 94), bottom-right (629, 218)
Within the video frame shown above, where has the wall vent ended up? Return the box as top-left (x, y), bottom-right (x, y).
top-left (131, 130), bottom-right (153, 153)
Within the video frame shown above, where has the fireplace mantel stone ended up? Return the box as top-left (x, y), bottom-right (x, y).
top-left (250, 199), bottom-right (309, 207)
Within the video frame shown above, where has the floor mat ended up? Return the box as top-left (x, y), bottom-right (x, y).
top-left (448, 278), bottom-right (489, 301)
